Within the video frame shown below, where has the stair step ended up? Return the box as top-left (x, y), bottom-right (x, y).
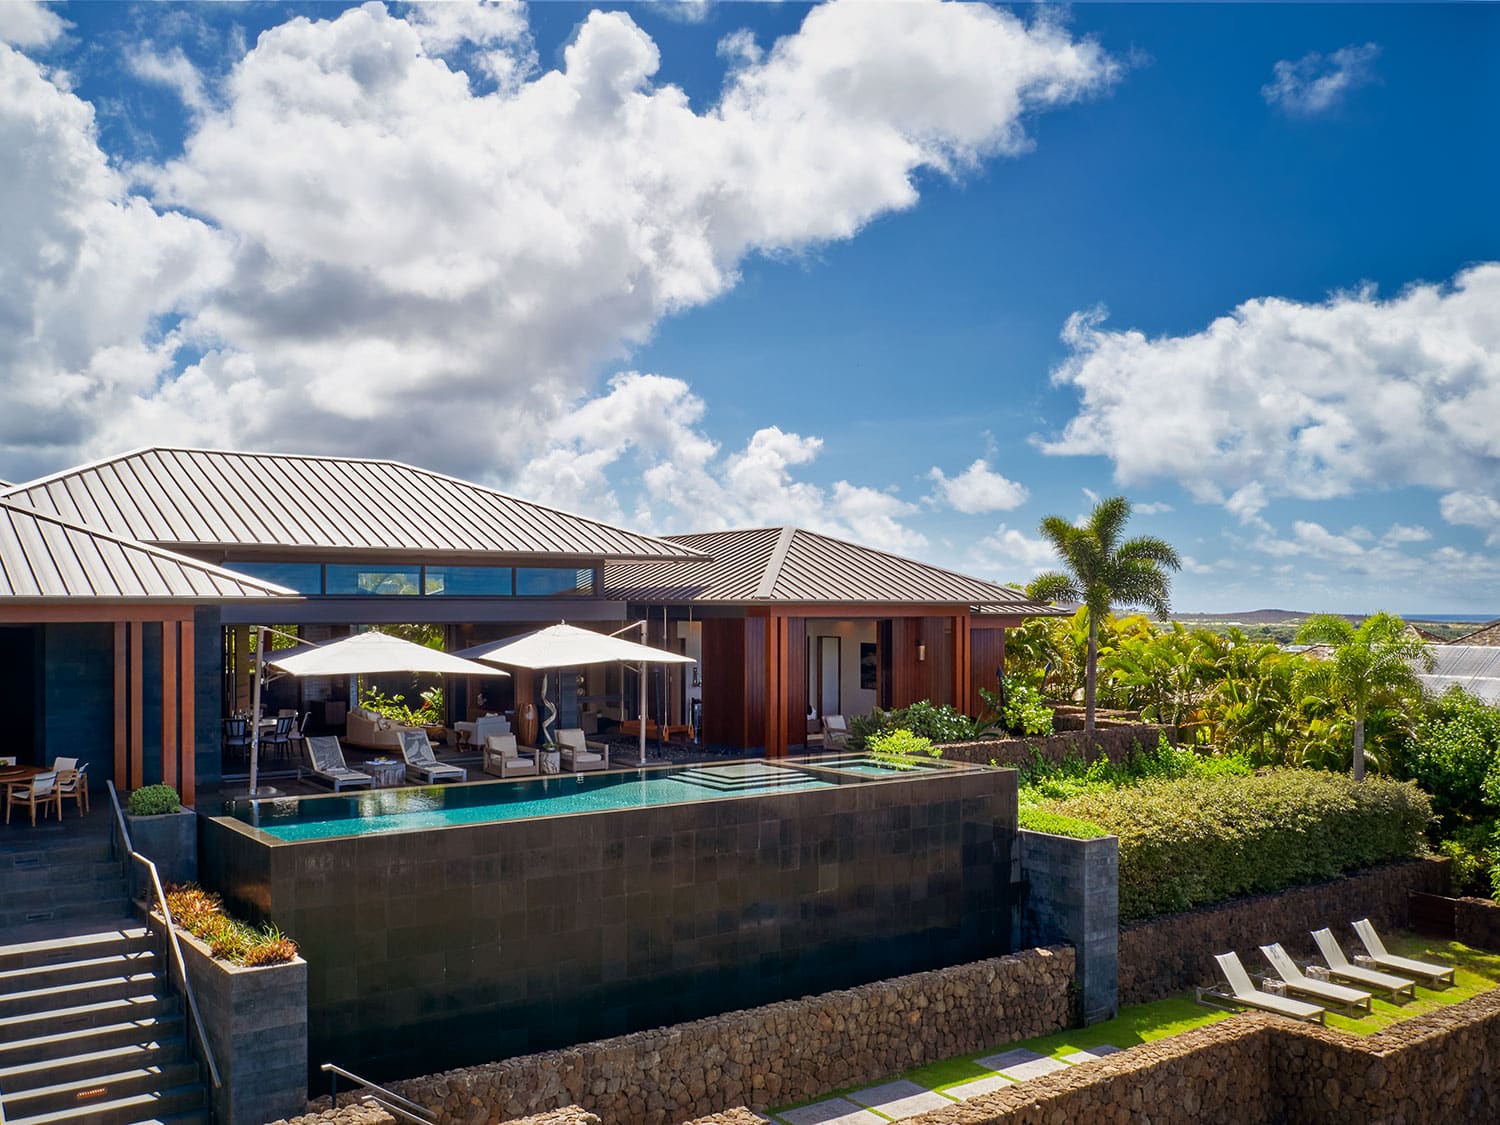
top-left (2, 1062), bottom-right (202, 1120)
top-left (5, 878), bottom-right (130, 909)
top-left (1, 1082), bottom-right (206, 1125)
top-left (0, 1014), bottom-right (186, 1069)
top-left (0, 925), bottom-right (151, 974)
top-left (0, 1037), bottom-right (190, 1094)
top-left (0, 842), bottom-right (116, 871)
top-left (5, 861), bottom-right (127, 893)
top-left (0, 972), bottom-right (165, 1019)
top-left (0, 951), bottom-right (160, 995)
top-left (0, 893), bottom-right (133, 931)
top-left (0, 993), bottom-right (179, 1046)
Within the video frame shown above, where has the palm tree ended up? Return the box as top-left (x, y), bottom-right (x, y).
top-left (1028, 496), bottom-right (1181, 731)
top-left (1294, 613), bottom-right (1434, 781)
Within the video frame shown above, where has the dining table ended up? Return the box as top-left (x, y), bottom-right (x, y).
top-left (0, 763), bottom-right (46, 803)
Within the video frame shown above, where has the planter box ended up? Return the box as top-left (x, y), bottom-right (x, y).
top-left (127, 806), bottom-right (198, 886)
top-left (1019, 827), bottom-right (1120, 1025)
top-left (158, 912), bottom-right (309, 1125)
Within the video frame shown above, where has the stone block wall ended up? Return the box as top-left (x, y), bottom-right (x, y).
top-left (1017, 829), bottom-right (1118, 1024)
top-left (387, 946), bottom-right (1073, 1125)
top-left (937, 724), bottom-right (1169, 771)
top-left (1118, 858), bottom-right (1450, 1004)
top-left (1455, 896), bottom-right (1500, 950)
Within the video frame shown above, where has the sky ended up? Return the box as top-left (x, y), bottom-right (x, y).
top-left (0, 0), bottom-right (1497, 614)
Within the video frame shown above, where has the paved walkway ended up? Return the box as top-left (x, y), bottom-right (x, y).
top-left (771, 1044), bottom-right (1122, 1124)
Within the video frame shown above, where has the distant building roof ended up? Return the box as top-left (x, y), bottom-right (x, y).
top-left (2, 447), bottom-right (703, 564)
top-left (604, 526), bottom-right (1060, 609)
top-left (1449, 620), bottom-right (1500, 647)
top-left (0, 499), bottom-right (297, 603)
top-left (1420, 646), bottom-right (1500, 705)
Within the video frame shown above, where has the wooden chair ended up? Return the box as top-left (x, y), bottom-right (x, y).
top-left (7, 771), bottom-right (62, 826)
top-left (52, 757), bottom-right (89, 816)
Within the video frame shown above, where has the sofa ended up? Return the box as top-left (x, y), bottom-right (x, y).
top-left (345, 707), bottom-right (420, 751)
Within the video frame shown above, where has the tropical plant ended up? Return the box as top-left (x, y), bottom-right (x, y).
top-left (1294, 613), bottom-right (1434, 781)
top-left (359, 686), bottom-right (443, 727)
top-left (1028, 496), bottom-right (1181, 731)
top-left (979, 679), bottom-right (1054, 736)
top-left (847, 700), bottom-right (978, 749)
top-left (866, 728), bottom-right (942, 769)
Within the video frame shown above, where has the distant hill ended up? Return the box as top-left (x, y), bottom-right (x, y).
top-left (1167, 610), bottom-right (1491, 644)
top-left (1174, 609), bottom-right (1328, 625)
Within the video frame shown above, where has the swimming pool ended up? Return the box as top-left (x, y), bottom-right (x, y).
top-left (223, 754), bottom-right (967, 841)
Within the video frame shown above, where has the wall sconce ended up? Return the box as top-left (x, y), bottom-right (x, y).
top-left (916, 643), bottom-right (927, 662)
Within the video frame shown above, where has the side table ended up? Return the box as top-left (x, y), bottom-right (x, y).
top-left (364, 759), bottom-right (408, 789)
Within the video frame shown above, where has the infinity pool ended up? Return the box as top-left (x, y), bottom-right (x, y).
top-left (224, 755), bottom-right (966, 841)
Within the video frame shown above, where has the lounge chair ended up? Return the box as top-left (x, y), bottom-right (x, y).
top-left (557, 728), bottom-right (607, 773)
top-left (1209, 952), bottom-right (1325, 1023)
top-left (1311, 928), bottom-right (1417, 1000)
top-left (1260, 943), bottom-right (1371, 1014)
top-left (303, 736), bottom-right (374, 792)
top-left (483, 734), bottom-right (537, 779)
top-left (1352, 919), bottom-right (1456, 987)
top-left (823, 714), bottom-right (850, 749)
top-left (397, 730), bottom-right (466, 785)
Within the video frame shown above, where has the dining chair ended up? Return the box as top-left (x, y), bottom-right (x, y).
top-left (223, 717), bottom-right (252, 762)
top-left (57, 763), bottom-right (89, 816)
top-left (6, 770), bottom-right (61, 826)
top-left (0, 756), bottom-right (16, 767)
top-left (263, 715), bottom-right (296, 760)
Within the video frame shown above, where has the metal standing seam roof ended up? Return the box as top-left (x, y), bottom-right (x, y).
top-left (0, 499), bottom-right (298, 602)
top-left (0, 447), bottom-right (707, 563)
top-left (1418, 646), bottom-right (1500, 705)
top-left (1449, 620), bottom-right (1500, 646)
top-left (602, 526), bottom-right (1061, 609)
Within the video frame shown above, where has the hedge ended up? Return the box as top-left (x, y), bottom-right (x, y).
top-left (1043, 770), bottom-right (1433, 922)
top-left (1018, 807), bottom-right (1108, 840)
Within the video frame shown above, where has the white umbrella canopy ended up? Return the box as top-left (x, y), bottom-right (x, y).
top-left (453, 622), bottom-right (694, 670)
top-left (455, 622), bottom-right (694, 763)
top-left (267, 630), bottom-right (504, 678)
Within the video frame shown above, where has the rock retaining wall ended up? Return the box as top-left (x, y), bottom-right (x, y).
top-left (937, 725), bottom-right (1169, 770)
top-left (1118, 858), bottom-right (1451, 1005)
top-left (1455, 896), bottom-right (1500, 951)
top-left (386, 947), bottom-right (1073, 1125)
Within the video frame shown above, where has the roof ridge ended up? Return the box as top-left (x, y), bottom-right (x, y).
top-left (0, 496), bottom-right (297, 597)
top-left (756, 526), bottom-right (798, 599)
top-left (785, 526), bottom-right (1031, 602)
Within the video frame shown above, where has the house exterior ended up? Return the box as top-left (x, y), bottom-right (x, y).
top-left (3, 449), bottom-right (1059, 787)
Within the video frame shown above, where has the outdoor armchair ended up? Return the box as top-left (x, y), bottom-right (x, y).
top-left (823, 715), bottom-right (850, 749)
top-left (558, 728), bottom-right (607, 773)
top-left (484, 734), bottom-right (537, 779)
top-left (472, 714), bottom-right (512, 751)
top-left (1209, 952), bottom-right (1326, 1023)
top-left (6, 770), bottom-right (62, 826)
top-left (397, 730), bottom-right (466, 784)
top-left (1310, 928), bottom-right (1417, 1000)
top-left (1259, 943), bottom-right (1371, 1014)
top-left (1352, 919), bottom-right (1456, 987)
top-left (303, 736), bottom-right (375, 792)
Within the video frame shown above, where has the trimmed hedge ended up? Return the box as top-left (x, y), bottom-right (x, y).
top-left (1018, 807), bottom-right (1108, 840)
top-left (1044, 770), bottom-right (1432, 922)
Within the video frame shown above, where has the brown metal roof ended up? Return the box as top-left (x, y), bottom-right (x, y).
top-left (2, 448), bottom-right (704, 563)
top-left (0, 499), bottom-right (298, 602)
top-left (1450, 620), bottom-right (1500, 646)
top-left (603, 526), bottom-right (1058, 608)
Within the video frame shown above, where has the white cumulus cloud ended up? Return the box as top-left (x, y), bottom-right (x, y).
top-left (928, 459), bottom-right (1029, 513)
top-left (0, 0), bottom-right (67, 49)
top-left (1262, 42), bottom-right (1379, 116)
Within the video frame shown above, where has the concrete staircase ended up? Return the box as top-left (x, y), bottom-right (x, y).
top-left (0, 813), bottom-right (210, 1124)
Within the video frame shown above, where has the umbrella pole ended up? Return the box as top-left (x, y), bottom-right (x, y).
top-left (248, 626), bottom-right (264, 797)
top-left (638, 661), bottom-right (647, 768)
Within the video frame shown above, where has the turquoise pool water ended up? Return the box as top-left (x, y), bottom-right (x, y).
top-left (223, 755), bottom-right (961, 841)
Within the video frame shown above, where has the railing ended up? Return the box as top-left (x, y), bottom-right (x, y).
top-left (321, 1063), bottom-right (435, 1124)
top-left (104, 782), bottom-right (222, 1091)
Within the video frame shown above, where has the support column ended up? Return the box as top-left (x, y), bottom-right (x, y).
top-left (129, 622), bottom-right (144, 789)
top-left (114, 623), bottom-right (128, 787)
top-left (162, 620), bottom-right (179, 790)
top-left (764, 613), bottom-right (788, 758)
top-left (180, 620), bottom-right (196, 800)
top-left (953, 613), bottom-right (972, 716)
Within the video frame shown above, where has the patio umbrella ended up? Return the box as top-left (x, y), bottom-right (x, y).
top-left (247, 629), bottom-right (504, 796)
top-left (455, 622), bottom-right (694, 765)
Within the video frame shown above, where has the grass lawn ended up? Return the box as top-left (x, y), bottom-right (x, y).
top-left (770, 934), bottom-right (1498, 1119)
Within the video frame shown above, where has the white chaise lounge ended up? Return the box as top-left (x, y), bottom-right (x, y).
top-left (1209, 952), bottom-right (1326, 1023)
top-left (1259, 943), bottom-right (1372, 1014)
top-left (1352, 919), bottom-right (1456, 987)
top-left (398, 730), bottom-right (466, 784)
top-left (304, 736), bottom-right (374, 792)
top-left (1310, 928), bottom-right (1416, 1000)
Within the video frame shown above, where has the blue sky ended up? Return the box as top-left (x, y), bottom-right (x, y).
top-left (1, 1), bottom-right (1496, 613)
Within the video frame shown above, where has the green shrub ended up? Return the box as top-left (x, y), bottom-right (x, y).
top-left (1017, 735), bottom-right (1251, 803)
top-left (128, 784), bottom-right (181, 816)
top-left (849, 700), bottom-right (978, 749)
top-left (1402, 688), bottom-right (1500, 831)
top-left (1438, 822), bottom-right (1500, 898)
top-left (1042, 770), bottom-right (1433, 921)
top-left (163, 884), bottom-right (298, 966)
top-left (1018, 807), bottom-right (1107, 839)
top-left (979, 680), bottom-right (1054, 737)
top-left (866, 728), bottom-right (942, 769)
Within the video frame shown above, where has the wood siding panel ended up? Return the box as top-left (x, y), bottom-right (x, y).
top-left (113, 623), bottom-right (127, 785)
top-left (744, 616), bottom-right (767, 751)
top-left (161, 621), bottom-right (178, 789)
top-left (701, 618), bottom-right (746, 748)
top-left (970, 626), bottom-right (1007, 714)
top-left (129, 623), bottom-right (143, 788)
top-left (785, 617), bottom-right (808, 749)
top-left (179, 620), bottom-right (195, 799)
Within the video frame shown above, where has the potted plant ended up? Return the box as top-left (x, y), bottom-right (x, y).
top-left (125, 784), bottom-right (198, 885)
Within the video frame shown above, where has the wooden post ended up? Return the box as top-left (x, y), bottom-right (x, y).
top-left (764, 613), bottom-right (788, 758)
top-left (180, 620), bottom-right (196, 801)
top-left (162, 620), bottom-right (179, 789)
top-left (129, 623), bottom-right (144, 789)
top-left (114, 623), bottom-right (128, 787)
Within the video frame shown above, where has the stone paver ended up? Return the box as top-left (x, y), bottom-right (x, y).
top-left (776, 1097), bottom-right (886, 1125)
top-left (944, 1073), bottom-right (1015, 1101)
top-left (1062, 1044), bottom-right (1123, 1064)
top-left (996, 1055), bottom-right (1070, 1082)
top-left (847, 1079), bottom-right (955, 1117)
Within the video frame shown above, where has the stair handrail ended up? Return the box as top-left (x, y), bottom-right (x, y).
top-left (105, 781), bottom-right (222, 1091)
top-left (321, 1063), bottom-right (435, 1124)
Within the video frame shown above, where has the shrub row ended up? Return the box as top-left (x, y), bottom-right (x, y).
top-left (165, 884), bottom-right (299, 966)
top-left (1017, 807), bottom-right (1108, 839)
top-left (1043, 770), bottom-right (1433, 922)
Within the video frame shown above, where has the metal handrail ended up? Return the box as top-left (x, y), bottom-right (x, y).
top-left (321, 1064), bottom-right (435, 1124)
top-left (105, 781), bottom-right (222, 1090)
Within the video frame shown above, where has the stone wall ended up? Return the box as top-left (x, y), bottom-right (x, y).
top-left (1455, 896), bottom-right (1500, 951)
top-left (386, 946), bottom-right (1073, 1125)
top-left (937, 724), bottom-right (1169, 770)
top-left (1118, 858), bottom-right (1450, 1005)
